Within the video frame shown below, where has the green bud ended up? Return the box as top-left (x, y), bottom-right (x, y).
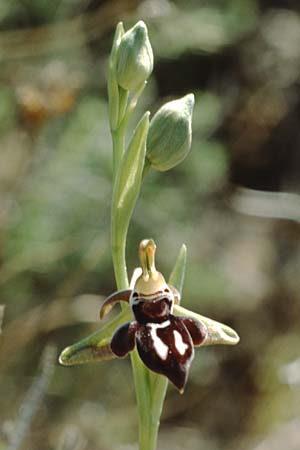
top-left (116, 21), bottom-right (153, 92)
top-left (146, 94), bottom-right (194, 171)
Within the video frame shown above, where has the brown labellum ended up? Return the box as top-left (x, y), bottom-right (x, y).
top-left (109, 292), bottom-right (207, 392)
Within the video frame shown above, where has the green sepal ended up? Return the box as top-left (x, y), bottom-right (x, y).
top-left (108, 22), bottom-right (124, 131)
top-left (173, 304), bottom-right (240, 346)
top-left (59, 307), bottom-right (132, 366)
top-left (168, 244), bottom-right (187, 296)
top-left (118, 86), bottom-right (129, 126)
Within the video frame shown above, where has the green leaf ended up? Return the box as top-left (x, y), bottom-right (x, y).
top-left (111, 112), bottom-right (149, 265)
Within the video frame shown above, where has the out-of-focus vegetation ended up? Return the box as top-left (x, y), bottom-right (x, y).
top-left (0, 1), bottom-right (300, 449)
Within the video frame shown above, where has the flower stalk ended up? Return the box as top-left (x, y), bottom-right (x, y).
top-left (107, 23), bottom-right (158, 449)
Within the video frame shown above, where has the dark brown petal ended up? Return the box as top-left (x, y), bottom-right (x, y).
top-left (110, 321), bottom-right (138, 357)
top-left (100, 289), bottom-right (132, 319)
top-left (135, 316), bottom-right (194, 392)
top-left (132, 296), bottom-right (172, 324)
top-left (179, 316), bottom-right (207, 346)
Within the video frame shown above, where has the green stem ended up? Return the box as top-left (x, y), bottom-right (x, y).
top-left (151, 374), bottom-right (168, 426)
top-left (131, 351), bottom-right (158, 450)
top-left (111, 128), bottom-right (160, 450)
top-left (111, 241), bottom-right (128, 291)
top-left (109, 70), bottom-right (161, 450)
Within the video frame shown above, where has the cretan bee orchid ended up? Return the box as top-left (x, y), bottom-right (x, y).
top-left (59, 239), bottom-right (239, 393)
top-left (100, 239), bottom-right (234, 391)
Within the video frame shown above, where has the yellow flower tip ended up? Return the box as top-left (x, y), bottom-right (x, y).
top-left (139, 238), bottom-right (158, 279)
top-left (136, 239), bottom-right (170, 294)
top-left (139, 238), bottom-right (156, 255)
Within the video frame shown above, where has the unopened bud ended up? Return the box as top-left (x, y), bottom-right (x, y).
top-left (116, 21), bottom-right (153, 92)
top-left (146, 94), bottom-right (194, 171)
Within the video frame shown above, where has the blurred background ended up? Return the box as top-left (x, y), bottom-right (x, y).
top-left (0, 0), bottom-right (300, 449)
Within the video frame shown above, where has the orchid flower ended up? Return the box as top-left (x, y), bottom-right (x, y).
top-left (59, 239), bottom-right (239, 392)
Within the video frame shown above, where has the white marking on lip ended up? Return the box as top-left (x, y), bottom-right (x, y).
top-left (148, 321), bottom-right (170, 360)
top-left (173, 330), bottom-right (188, 355)
top-left (130, 293), bottom-right (173, 308)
